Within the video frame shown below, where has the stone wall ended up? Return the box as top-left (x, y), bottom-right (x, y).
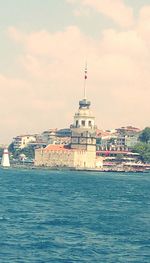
top-left (35, 147), bottom-right (96, 169)
top-left (35, 148), bottom-right (74, 167)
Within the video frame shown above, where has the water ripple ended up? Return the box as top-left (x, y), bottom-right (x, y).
top-left (0, 169), bottom-right (150, 262)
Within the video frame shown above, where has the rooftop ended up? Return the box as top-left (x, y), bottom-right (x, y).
top-left (79, 99), bottom-right (91, 109)
top-left (43, 144), bottom-right (86, 153)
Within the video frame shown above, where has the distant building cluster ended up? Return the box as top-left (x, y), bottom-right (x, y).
top-left (12, 126), bottom-right (140, 151)
top-left (96, 126), bottom-right (140, 151)
top-left (11, 117), bottom-right (142, 170)
top-left (12, 128), bottom-right (72, 150)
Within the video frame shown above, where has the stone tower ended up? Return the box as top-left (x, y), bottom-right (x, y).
top-left (70, 64), bottom-right (96, 154)
top-left (70, 98), bottom-right (96, 152)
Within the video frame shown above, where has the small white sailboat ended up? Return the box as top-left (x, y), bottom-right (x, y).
top-left (1, 147), bottom-right (10, 167)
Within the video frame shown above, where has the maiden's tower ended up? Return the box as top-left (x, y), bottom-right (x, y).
top-left (35, 66), bottom-right (97, 169)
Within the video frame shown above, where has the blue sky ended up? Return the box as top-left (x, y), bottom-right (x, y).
top-left (0, 0), bottom-right (150, 143)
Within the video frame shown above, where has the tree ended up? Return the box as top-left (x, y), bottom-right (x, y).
top-left (143, 152), bottom-right (150, 163)
top-left (133, 142), bottom-right (150, 163)
top-left (0, 148), bottom-right (4, 158)
top-left (8, 143), bottom-right (35, 160)
top-left (8, 143), bottom-right (15, 154)
top-left (20, 145), bottom-right (35, 159)
top-left (139, 127), bottom-right (150, 143)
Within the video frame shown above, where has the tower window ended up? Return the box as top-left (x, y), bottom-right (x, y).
top-left (89, 121), bottom-right (92, 126)
top-left (76, 120), bottom-right (79, 127)
top-left (81, 120), bottom-right (85, 126)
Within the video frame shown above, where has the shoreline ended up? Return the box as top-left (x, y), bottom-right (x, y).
top-left (1, 164), bottom-right (150, 173)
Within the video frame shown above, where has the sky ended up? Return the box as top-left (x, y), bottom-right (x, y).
top-left (0, 0), bottom-right (150, 143)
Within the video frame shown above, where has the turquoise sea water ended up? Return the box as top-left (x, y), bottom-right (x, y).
top-left (0, 169), bottom-right (150, 263)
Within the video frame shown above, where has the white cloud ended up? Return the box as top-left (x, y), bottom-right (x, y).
top-left (137, 5), bottom-right (150, 44)
top-left (7, 26), bottom-right (25, 43)
top-left (73, 7), bottom-right (91, 17)
top-left (3, 5), bottom-right (150, 142)
top-left (0, 72), bottom-right (67, 143)
top-left (66, 0), bottom-right (134, 28)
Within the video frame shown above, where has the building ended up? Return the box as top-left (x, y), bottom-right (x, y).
top-left (96, 127), bottom-right (139, 152)
top-left (96, 130), bottom-right (117, 151)
top-left (13, 135), bottom-right (37, 149)
top-left (41, 129), bottom-right (57, 144)
top-left (96, 150), bottom-right (140, 171)
top-left (1, 147), bottom-right (10, 167)
top-left (56, 128), bottom-right (71, 138)
top-left (116, 126), bottom-right (141, 135)
top-left (70, 97), bottom-right (96, 168)
top-left (35, 96), bottom-right (97, 169)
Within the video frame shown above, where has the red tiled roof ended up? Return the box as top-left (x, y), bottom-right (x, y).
top-left (44, 144), bottom-right (86, 153)
top-left (44, 144), bottom-right (67, 152)
top-left (96, 129), bottom-right (116, 137)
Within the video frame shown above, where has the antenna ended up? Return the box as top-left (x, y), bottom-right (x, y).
top-left (84, 61), bottom-right (87, 99)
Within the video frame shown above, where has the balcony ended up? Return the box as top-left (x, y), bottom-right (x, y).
top-left (70, 124), bottom-right (97, 130)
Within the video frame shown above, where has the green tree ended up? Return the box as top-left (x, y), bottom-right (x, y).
top-left (133, 142), bottom-right (150, 163)
top-left (139, 127), bottom-right (150, 143)
top-left (8, 143), bottom-right (15, 154)
top-left (0, 148), bottom-right (4, 158)
top-left (143, 152), bottom-right (150, 163)
top-left (20, 145), bottom-right (35, 159)
top-left (8, 143), bottom-right (35, 160)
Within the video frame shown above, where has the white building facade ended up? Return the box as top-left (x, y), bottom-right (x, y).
top-left (13, 135), bottom-right (36, 149)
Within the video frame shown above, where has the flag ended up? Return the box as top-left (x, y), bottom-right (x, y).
top-left (85, 65), bottom-right (87, 79)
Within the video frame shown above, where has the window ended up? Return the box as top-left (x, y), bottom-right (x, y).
top-left (89, 121), bottom-right (92, 126)
top-left (76, 120), bottom-right (79, 127)
top-left (81, 120), bottom-right (85, 126)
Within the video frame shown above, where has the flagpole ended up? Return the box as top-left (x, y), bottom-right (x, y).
top-left (84, 62), bottom-right (87, 99)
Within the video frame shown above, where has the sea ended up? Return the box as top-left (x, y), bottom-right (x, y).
top-left (0, 169), bottom-right (150, 263)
